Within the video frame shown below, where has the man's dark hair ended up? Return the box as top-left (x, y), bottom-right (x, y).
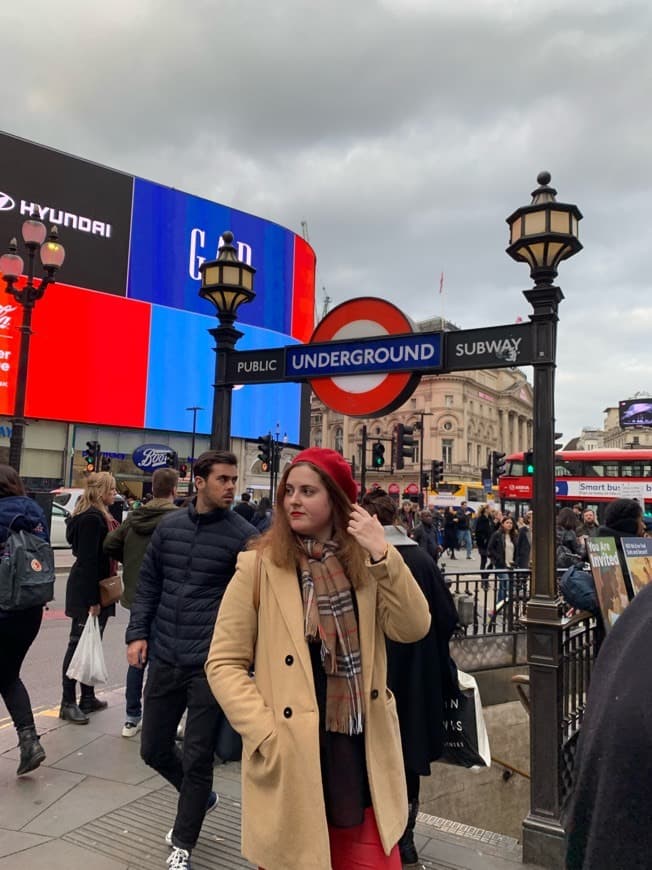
top-left (240, 492), bottom-right (251, 502)
top-left (604, 498), bottom-right (643, 533)
top-left (193, 450), bottom-right (237, 480)
top-left (361, 489), bottom-right (397, 526)
top-left (152, 467), bottom-right (179, 498)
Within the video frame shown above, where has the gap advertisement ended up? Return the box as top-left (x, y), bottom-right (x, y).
top-left (0, 132), bottom-right (315, 439)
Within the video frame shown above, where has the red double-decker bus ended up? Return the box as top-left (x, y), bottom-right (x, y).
top-left (498, 449), bottom-right (652, 517)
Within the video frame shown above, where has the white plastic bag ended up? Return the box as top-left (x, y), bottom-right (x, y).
top-left (65, 615), bottom-right (108, 686)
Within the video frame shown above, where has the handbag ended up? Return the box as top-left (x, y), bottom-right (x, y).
top-left (438, 669), bottom-right (491, 768)
top-left (65, 615), bottom-right (108, 686)
top-left (214, 709), bottom-right (243, 763)
top-left (99, 574), bottom-right (123, 607)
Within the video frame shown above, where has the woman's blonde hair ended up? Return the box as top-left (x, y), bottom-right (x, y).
top-left (250, 461), bottom-right (368, 585)
top-left (73, 472), bottom-right (116, 519)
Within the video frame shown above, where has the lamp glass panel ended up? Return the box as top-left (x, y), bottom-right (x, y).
top-left (22, 219), bottom-right (47, 246)
top-left (221, 264), bottom-right (242, 286)
top-left (572, 215), bottom-right (579, 236)
top-left (523, 210), bottom-right (547, 237)
top-left (203, 265), bottom-right (222, 287)
top-left (0, 252), bottom-right (24, 278)
top-left (220, 288), bottom-right (247, 312)
top-left (528, 241), bottom-right (546, 267)
top-left (510, 217), bottom-right (522, 243)
top-left (550, 209), bottom-right (571, 234)
top-left (546, 240), bottom-right (565, 265)
top-left (241, 270), bottom-right (253, 291)
top-left (40, 241), bottom-right (66, 268)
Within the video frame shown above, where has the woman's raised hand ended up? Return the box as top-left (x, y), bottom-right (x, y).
top-left (347, 504), bottom-right (387, 562)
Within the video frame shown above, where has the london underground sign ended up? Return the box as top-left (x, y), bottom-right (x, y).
top-left (221, 296), bottom-right (536, 418)
top-left (305, 298), bottom-right (426, 416)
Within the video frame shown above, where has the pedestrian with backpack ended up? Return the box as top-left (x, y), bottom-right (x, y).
top-left (0, 464), bottom-right (53, 776)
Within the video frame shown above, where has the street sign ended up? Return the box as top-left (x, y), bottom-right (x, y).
top-left (305, 298), bottom-right (422, 417)
top-left (286, 332), bottom-right (441, 379)
top-left (444, 323), bottom-right (533, 370)
top-left (225, 348), bottom-right (285, 384)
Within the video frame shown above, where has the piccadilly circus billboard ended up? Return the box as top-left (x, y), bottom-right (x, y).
top-left (0, 131), bottom-right (315, 442)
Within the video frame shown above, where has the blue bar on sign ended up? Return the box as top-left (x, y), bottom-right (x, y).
top-left (286, 333), bottom-right (442, 378)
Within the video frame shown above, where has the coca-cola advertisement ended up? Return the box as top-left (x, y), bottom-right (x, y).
top-left (0, 132), bottom-right (133, 296)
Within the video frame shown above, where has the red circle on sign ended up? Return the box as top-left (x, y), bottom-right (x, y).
top-left (405, 483), bottom-right (419, 495)
top-left (309, 298), bottom-right (421, 417)
top-left (388, 483), bottom-right (400, 494)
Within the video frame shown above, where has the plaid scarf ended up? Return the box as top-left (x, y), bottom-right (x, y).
top-left (298, 538), bottom-right (364, 735)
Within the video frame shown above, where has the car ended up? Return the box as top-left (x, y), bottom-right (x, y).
top-left (51, 487), bottom-right (126, 516)
top-left (50, 502), bottom-right (72, 549)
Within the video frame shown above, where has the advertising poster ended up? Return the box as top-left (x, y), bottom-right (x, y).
top-left (586, 538), bottom-right (631, 630)
top-left (0, 132), bottom-right (133, 296)
top-left (621, 537), bottom-right (652, 595)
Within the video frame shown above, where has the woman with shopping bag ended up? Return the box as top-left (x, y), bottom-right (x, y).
top-left (60, 471), bottom-right (118, 724)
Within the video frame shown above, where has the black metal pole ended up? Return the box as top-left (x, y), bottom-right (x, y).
top-left (418, 415), bottom-right (425, 510)
top-left (522, 281), bottom-right (566, 868)
top-left (187, 406), bottom-right (202, 496)
top-left (209, 321), bottom-right (243, 451)
top-left (360, 425), bottom-right (367, 502)
top-left (8, 299), bottom-right (34, 474)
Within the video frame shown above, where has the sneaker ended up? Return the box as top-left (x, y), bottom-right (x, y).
top-left (166, 847), bottom-right (191, 869)
top-left (121, 721), bottom-right (142, 739)
top-left (165, 791), bottom-right (218, 846)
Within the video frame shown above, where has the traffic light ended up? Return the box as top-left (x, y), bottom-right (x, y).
top-left (372, 442), bottom-right (385, 468)
top-left (100, 456), bottom-right (112, 472)
top-left (492, 450), bottom-right (507, 484)
top-left (524, 450), bottom-right (534, 475)
top-left (395, 424), bottom-right (416, 470)
top-left (166, 450), bottom-right (179, 469)
top-left (421, 472), bottom-right (430, 489)
top-left (257, 433), bottom-right (272, 466)
top-left (431, 459), bottom-right (444, 485)
top-left (83, 440), bottom-right (100, 473)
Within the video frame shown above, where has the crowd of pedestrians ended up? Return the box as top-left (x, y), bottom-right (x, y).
top-left (4, 454), bottom-right (652, 869)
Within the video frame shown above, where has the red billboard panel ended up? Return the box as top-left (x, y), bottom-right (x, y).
top-left (23, 283), bottom-right (150, 426)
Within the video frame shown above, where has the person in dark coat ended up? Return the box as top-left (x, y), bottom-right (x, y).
top-left (362, 490), bottom-right (458, 869)
top-left (443, 507), bottom-right (458, 559)
top-left (251, 496), bottom-right (273, 532)
top-left (0, 465), bottom-right (50, 776)
top-left (514, 510), bottom-right (533, 569)
top-left (488, 516), bottom-right (518, 604)
top-left (412, 509), bottom-right (441, 562)
top-left (60, 471), bottom-right (118, 725)
top-left (233, 491), bottom-right (255, 523)
top-left (126, 450), bottom-right (256, 868)
top-left (556, 507), bottom-right (586, 569)
top-left (474, 505), bottom-right (493, 571)
top-left (564, 581), bottom-right (652, 869)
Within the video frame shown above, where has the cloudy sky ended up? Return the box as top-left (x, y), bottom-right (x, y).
top-left (2, 0), bottom-right (650, 441)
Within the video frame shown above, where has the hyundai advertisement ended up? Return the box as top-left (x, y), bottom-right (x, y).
top-left (0, 131), bottom-right (315, 440)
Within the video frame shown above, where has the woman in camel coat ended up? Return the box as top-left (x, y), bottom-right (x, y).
top-left (205, 448), bottom-right (430, 870)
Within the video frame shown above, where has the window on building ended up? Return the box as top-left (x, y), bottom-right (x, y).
top-left (445, 395), bottom-right (454, 407)
top-left (467, 442), bottom-right (472, 463)
top-left (442, 439), bottom-right (453, 465)
top-left (477, 445), bottom-right (482, 466)
top-left (314, 432), bottom-right (322, 448)
top-left (335, 427), bottom-right (343, 454)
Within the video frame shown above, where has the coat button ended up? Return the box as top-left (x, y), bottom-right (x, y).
top-left (370, 689), bottom-right (379, 700)
top-left (283, 707), bottom-right (293, 719)
top-left (285, 655), bottom-right (294, 666)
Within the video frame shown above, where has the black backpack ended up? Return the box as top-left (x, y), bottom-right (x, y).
top-left (0, 529), bottom-right (56, 611)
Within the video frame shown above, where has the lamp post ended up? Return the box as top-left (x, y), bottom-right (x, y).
top-left (186, 405), bottom-right (204, 495)
top-left (506, 171), bottom-right (582, 867)
top-left (199, 231), bottom-right (255, 450)
top-left (415, 411), bottom-right (433, 509)
top-left (0, 222), bottom-right (65, 474)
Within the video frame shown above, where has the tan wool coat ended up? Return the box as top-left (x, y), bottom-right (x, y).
top-left (205, 544), bottom-right (431, 870)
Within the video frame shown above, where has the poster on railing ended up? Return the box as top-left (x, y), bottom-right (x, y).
top-left (621, 537), bottom-right (652, 595)
top-left (586, 538), bottom-right (630, 631)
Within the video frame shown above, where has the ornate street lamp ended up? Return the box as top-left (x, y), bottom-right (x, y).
top-left (0, 221), bottom-right (65, 473)
top-left (506, 172), bottom-right (582, 867)
top-left (199, 231), bottom-right (255, 450)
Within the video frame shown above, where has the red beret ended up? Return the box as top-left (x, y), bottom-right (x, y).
top-left (291, 448), bottom-right (357, 503)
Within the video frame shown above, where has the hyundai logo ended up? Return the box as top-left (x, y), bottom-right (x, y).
top-left (0, 192), bottom-right (15, 211)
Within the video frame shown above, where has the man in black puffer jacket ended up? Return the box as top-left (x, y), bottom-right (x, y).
top-left (126, 450), bottom-right (256, 868)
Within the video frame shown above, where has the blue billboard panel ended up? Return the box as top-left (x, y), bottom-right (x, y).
top-left (128, 179), bottom-right (296, 336)
top-left (145, 305), bottom-right (301, 441)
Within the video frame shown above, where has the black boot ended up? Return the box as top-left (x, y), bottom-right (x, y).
top-left (59, 702), bottom-right (89, 724)
top-left (16, 726), bottom-right (46, 776)
top-left (80, 688), bottom-right (108, 714)
top-left (398, 798), bottom-right (421, 868)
